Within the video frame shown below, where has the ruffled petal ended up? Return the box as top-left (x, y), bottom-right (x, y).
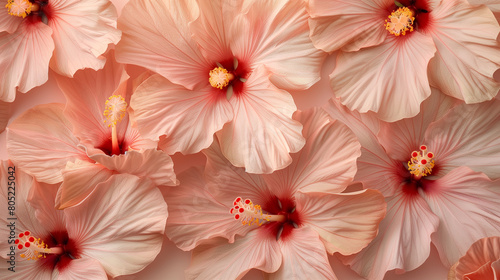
top-left (230, 0), bottom-right (325, 90)
top-left (56, 51), bottom-right (130, 145)
top-left (341, 190), bottom-right (440, 280)
top-left (54, 258), bottom-right (107, 280)
top-left (187, 230), bottom-right (282, 279)
top-left (420, 167), bottom-right (500, 267)
top-left (116, 0), bottom-right (211, 89)
top-left (7, 104), bottom-right (89, 184)
top-left (308, 0), bottom-right (390, 52)
top-left (297, 190), bottom-right (386, 256)
top-left (56, 160), bottom-right (113, 209)
top-left (455, 236), bottom-right (500, 280)
top-left (0, 4), bottom-right (22, 33)
top-left (263, 108), bottom-right (360, 196)
top-left (65, 174), bottom-right (168, 277)
top-left (270, 227), bottom-right (337, 280)
top-left (0, 20), bottom-right (54, 102)
top-left (130, 74), bottom-right (233, 154)
top-left (331, 34), bottom-right (436, 122)
top-left (217, 65), bottom-right (304, 174)
top-left (425, 99), bottom-right (500, 179)
top-left (0, 101), bottom-right (10, 133)
top-left (29, 180), bottom-right (66, 233)
top-left (165, 167), bottom-right (251, 251)
top-left (48, 0), bottom-right (121, 76)
top-left (428, 0), bottom-right (500, 103)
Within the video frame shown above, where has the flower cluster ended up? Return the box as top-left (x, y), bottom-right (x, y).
top-left (1, 0), bottom-right (500, 279)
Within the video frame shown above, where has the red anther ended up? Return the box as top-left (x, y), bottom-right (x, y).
top-left (24, 231), bottom-right (30, 235)
top-left (19, 233), bottom-right (24, 238)
top-left (230, 208), bottom-right (234, 214)
top-left (235, 214), bottom-right (240, 220)
top-left (25, 242), bottom-right (30, 247)
top-left (18, 244), bottom-right (23, 250)
top-left (239, 208), bottom-right (244, 213)
top-left (412, 151), bottom-right (418, 157)
top-left (245, 199), bottom-right (250, 204)
top-left (421, 159), bottom-right (427, 164)
top-left (427, 153), bottom-right (433, 158)
top-left (29, 237), bottom-right (34, 242)
top-left (420, 145), bottom-right (427, 150)
top-left (233, 201), bottom-right (237, 205)
top-left (235, 206), bottom-right (239, 209)
top-left (14, 239), bottom-right (19, 244)
top-left (236, 197), bottom-right (241, 202)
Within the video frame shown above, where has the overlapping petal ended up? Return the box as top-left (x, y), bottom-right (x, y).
top-left (0, 101), bottom-right (10, 133)
top-left (454, 236), bottom-right (500, 280)
top-left (54, 258), bottom-right (107, 280)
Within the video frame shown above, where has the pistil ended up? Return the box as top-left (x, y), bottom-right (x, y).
top-left (385, 6), bottom-right (415, 36)
top-left (6, 0), bottom-right (38, 18)
top-left (408, 145), bottom-right (435, 180)
top-left (230, 197), bottom-right (286, 226)
top-left (15, 231), bottom-right (63, 260)
top-left (103, 95), bottom-right (128, 155)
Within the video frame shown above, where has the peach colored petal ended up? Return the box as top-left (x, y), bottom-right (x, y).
top-left (421, 167), bottom-right (500, 267)
top-left (331, 34), bottom-right (436, 122)
top-left (56, 160), bottom-right (113, 209)
top-left (65, 174), bottom-right (168, 277)
top-left (56, 51), bottom-right (130, 145)
top-left (263, 108), bottom-right (360, 195)
top-left (230, 0), bottom-right (325, 90)
top-left (297, 190), bottom-right (386, 256)
top-left (217, 66), bottom-right (304, 174)
top-left (0, 20), bottom-right (54, 102)
top-left (270, 227), bottom-right (337, 280)
top-left (428, 0), bottom-right (500, 103)
top-left (187, 230), bottom-right (282, 279)
top-left (425, 99), bottom-right (500, 179)
top-left (0, 101), bottom-right (10, 133)
top-left (110, 0), bottom-right (128, 16)
top-left (0, 260), bottom-right (53, 279)
top-left (88, 149), bottom-right (177, 186)
top-left (468, 0), bottom-right (500, 12)
top-left (165, 167), bottom-right (252, 251)
top-left (116, 0), bottom-right (211, 90)
top-left (54, 258), bottom-right (107, 280)
top-left (29, 180), bottom-right (66, 233)
top-left (0, 4), bottom-right (23, 33)
top-left (48, 0), bottom-right (121, 76)
top-left (7, 104), bottom-right (89, 184)
top-left (131, 74), bottom-right (233, 155)
top-left (308, 0), bottom-right (390, 52)
top-left (341, 190), bottom-right (439, 280)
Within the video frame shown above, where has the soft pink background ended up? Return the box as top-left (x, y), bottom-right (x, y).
top-left (0, 54), bottom-right (448, 279)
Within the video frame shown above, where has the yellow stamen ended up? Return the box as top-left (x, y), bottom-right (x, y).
top-left (209, 67), bottom-right (234, 89)
top-left (230, 197), bottom-right (285, 226)
top-left (15, 231), bottom-right (62, 261)
top-left (385, 7), bottom-right (415, 36)
top-left (103, 95), bottom-right (128, 155)
top-left (6, 0), bottom-right (33, 18)
top-left (408, 145), bottom-right (435, 179)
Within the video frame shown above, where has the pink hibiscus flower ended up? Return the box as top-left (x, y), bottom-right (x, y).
top-left (164, 108), bottom-right (386, 279)
top-left (6, 52), bottom-right (177, 209)
top-left (0, 0), bottom-right (122, 102)
top-left (309, 0), bottom-right (500, 121)
top-left (115, 0), bottom-right (326, 174)
top-left (325, 91), bottom-right (500, 279)
top-left (0, 161), bottom-right (168, 279)
top-left (449, 236), bottom-right (500, 280)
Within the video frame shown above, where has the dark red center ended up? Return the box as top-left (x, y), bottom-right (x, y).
top-left (261, 196), bottom-right (302, 241)
top-left (39, 230), bottom-right (81, 273)
top-left (23, 0), bottom-right (52, 25)
top-left (210, 57), bottom-right (250, 97)
top-left (387, 0), bottom-right (432, 32)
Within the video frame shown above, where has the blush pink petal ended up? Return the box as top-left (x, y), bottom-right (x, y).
top-left (427, 0), bottom-right (500, 103)
top-left (0, 21), bottom-right (54, 102)
top-left (0, 260), bottom-right (53, 279)
top-left (131, 74), bottom-right (233, 154)
top-left (308, 0), bottom-right (390, 52)
top-left (29, 181), bottom-right (66, 233)
top-left (187, 230), bottom-right (282, 279)
top-left (47, 0), bottom-right (121, 76)
top-left (7, 103), bottom-right (89, 184)
top-left (263, 108), bottom-right (360, 195)
top-left (230, 0), bottom-right (325, 90)
top-left (454, 237), bottom-right (500, 280)
top-left (64, 174), bottom-right (168, 277)
top-left (54, 258), bottom-right (107, 280)
top-left (270, 227), bottom-right (337, 280)
top-left (297, 190), bottom-right (386, 256)
top-left (0, 5), bottom-right (22, 33)
top-left (341, 190), bottom-right (440, 280)
top-left (332, 34), bottom-right (436, 122)
top-left (116, 0), bottom-right (211, 90)
top-left (377, 88), bottom-right (460, 162)
top-left (0, 101), bottom-right (10, 133)
top-left (420, 167), bottom-right (500, 267)
top-left (56, 51), bottom-right (130, 145)
top-left (55, 160), bottom-right (114, 209)
top-left (425, 99), bottom-right (500, 179)
top-left (165, 166), bottom-right (251, 251)
top-left (216, 66), bottom-right (304, 174)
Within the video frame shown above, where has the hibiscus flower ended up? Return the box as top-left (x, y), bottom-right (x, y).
top-left (6, 52), bottom-right (177, 209)
top-left (309, 0), bottom-right (500, 121)
top-left (0, 161), bottom-right (168, 279)
top-left (164, 108), bottom-right (386, 279)
top-left (449, 236), bottom-right (500, 280)
top-left (0, 0), bottom-right (121, 102)
top-left (324, 91), bottom-right (500, 279)
top-left (115, 0), bottom-right (326, 174)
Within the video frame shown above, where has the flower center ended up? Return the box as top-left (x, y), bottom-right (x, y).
top-left (407, 145), bottom-right (435, 179)
top-left (6, 0), bottom-right (39, 18)
top-left (15, 231), bottom-right (63, 260)
top-left (209, 67), bottom-right (234, 90)
top-left (385, 6), bottom-right (415, 36)
top-left (103, 95), bottom-right (127, 155)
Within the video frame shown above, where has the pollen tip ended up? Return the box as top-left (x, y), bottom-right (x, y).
top-left (103, 95), bottom-right (128, 127)
top-left (209, 67), bottom-right (234, 89)
top-left (408, 145), bottom-right (435, 177)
